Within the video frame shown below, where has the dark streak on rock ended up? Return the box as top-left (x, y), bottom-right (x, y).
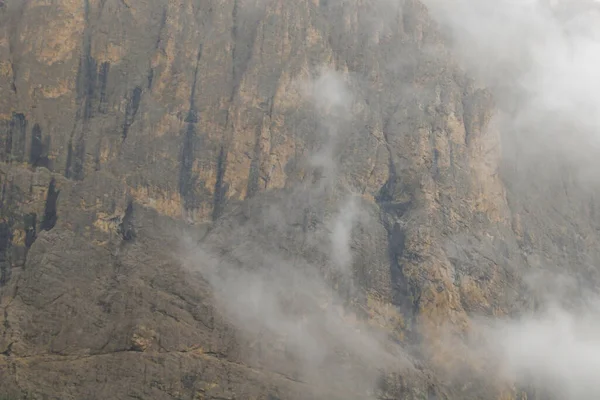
top-left (65, 140), bottom-right (74, 179)
top-left (98, 62), bottom-right (110, 114)
top-left (179, 123), bottom-right (197, 212)
top-left (78, 45), bottom-right (98, 123)
top-left (99, 0), bottom-right (107, 16)
top-left (179, 44), bottom-right (203, 213)
top-left (245, 127), bottom-right (261, 200)
top-left (6, 113), bottom-right (27, 163)
top-left (213, 0), bottom-right (264, 213)
top-left (122, 86), bottom-right (143, 140)
top-left (30, 123), bottom-right (50, 169)
top-left (0, 221), bottom-right (12, 287)
top-left (0, 119), bottom-right (8, 162)
top-left (94, 137), bottom-right (103, 171)
top-left (384, 220), bottom-right (418, 333)
top-left (146, 7), bottom-right (167, 91)
top-left (2, 119), bottom-right (12, 163)
top-left (230, 0), bottom-right (258, 97)
top-left (6, 1), bottom-right (26, 94)
top-left (0, 177), bottom-right (21, 286)
top-left (40, 178), bottom-right (59, 232)
top-left (376, 114), bottom-right (419, 334)
top-left (156, 7), bottom-right (168, 51)
top-left (29, 123), bottom-right (43, 166)
top-left (147, 69), bottom-right (154, 90)
top-left (71, 137), bottom-right (86, 181)
top-left (24, 212), bottom-right (37, 249)
top-left (212, 145), bottom-right (229, 221)
top-left (231, 0), bottom-right (240, 88)
top-left (185, 44), bottom-right (203, 124)
top-left (432, 148), bottom-right (440, 178)
top-left (119, 200), bottom-right (136, 242)
top-left (67, 0), bottom-right (96, 180)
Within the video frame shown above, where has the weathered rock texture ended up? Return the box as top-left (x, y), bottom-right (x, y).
top-left (0, 0), bottom-right (598, 399)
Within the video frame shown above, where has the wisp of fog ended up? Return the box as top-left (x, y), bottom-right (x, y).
top-left (181, 0), bottom-right (600, 398)
top-left (422, 0), bottom-right (600, 398)
top-left (425, 0), bottom-right (600, 179)
top-left (181, 67), bottom-right (412, 400)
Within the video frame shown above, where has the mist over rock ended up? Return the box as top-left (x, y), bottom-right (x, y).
top-left (0, 0), bottom-right (599, 399)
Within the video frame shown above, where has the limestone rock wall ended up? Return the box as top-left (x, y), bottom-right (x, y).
top-left (0, 1), bottom-right (598, 399)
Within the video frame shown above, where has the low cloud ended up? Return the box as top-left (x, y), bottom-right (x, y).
top-left (423, 0), bottom-right (600, 179)
top-left (180, 67), bottom-right (412, 399)
top-left (418, 1), bottom-right (600, 397)
top-left (179, 2), bottom-right (600, 398)
top-left (470, 280), bottom-right (600, 399)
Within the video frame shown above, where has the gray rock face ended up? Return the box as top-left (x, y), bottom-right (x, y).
top-left (0, 0), bottom-right (599, 399)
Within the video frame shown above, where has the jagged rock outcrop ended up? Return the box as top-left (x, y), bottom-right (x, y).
top-left (1, 0), bottom-right (599, 399)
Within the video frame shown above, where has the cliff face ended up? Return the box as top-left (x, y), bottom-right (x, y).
top-left (0, 0), bottom-right (598, 399)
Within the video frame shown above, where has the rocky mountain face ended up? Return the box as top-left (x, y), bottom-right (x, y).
top-left (0, 0), bottom-right (599, 399)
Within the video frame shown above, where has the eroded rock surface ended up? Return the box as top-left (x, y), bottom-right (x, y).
top-left (1, 0), bottom-right (599, 399)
